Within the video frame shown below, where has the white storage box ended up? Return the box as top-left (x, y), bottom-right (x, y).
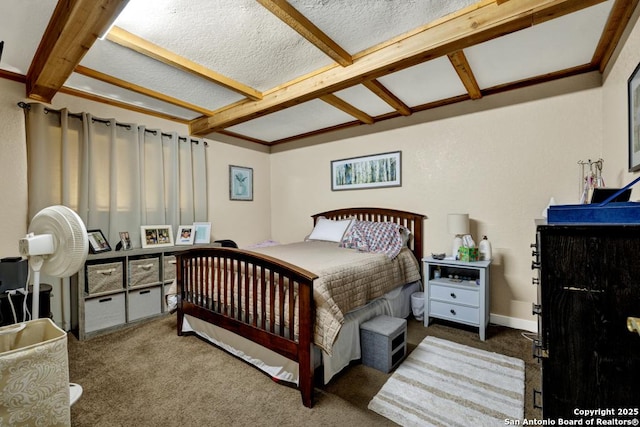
top-left (128, 286), bottom-right (162, 321)
top-left (84, 292), bottom-right (126, 333)
top-left (360, 315), bottom-right (407, 373)
top-left (0, 318), bottom-right (70, 426)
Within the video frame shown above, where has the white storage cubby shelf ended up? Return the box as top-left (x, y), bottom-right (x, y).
top-left (71, 244), bottom-right (220, 340)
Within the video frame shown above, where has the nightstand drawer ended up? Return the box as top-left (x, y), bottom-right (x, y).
top-left (430, 283), bottom-right (479, 307)
top-left (430, 300), bottom-right (479, 325)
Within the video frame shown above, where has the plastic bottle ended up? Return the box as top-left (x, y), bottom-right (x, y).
top-left (479, 235), bottom-right (492, 261)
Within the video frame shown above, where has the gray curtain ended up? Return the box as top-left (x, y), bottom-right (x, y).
top-left (24, 102), bottom-right (208, 248)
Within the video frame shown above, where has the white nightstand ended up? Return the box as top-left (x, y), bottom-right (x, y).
top-left (422, 257), bottom-right (491, 340)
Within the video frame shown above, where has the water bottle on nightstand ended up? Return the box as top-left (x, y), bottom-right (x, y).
top-left (479, 236), bottom-right (492, 261)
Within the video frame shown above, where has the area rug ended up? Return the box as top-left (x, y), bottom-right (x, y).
top-left (368, 336), bottom-right (524, 426)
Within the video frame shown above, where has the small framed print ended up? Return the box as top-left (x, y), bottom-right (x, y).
top-left (87, 229), bottom-right (111, 254)
top-left (629, 61), bottom-right (640, 171)
top-left (193, 222), bottom-right (211, 244)
top-left (119, 231), bottom-right (132, 250)
top-left (175, 225), bottom-right (195, 245)
top-left (229, 165), bottom-right (253, 201)
top-left (141, 225), bottom-right (174, 249)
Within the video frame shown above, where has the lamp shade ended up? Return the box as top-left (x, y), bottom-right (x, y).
top-left (447, 214), bottom-right (469, 235)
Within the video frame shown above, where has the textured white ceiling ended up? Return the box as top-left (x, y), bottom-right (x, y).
top-left (114, 0), bottom-right (334, 91)
top-left (0, 0), bottom-right (621, 145)
top-left (0, 0), bottom-right (57, 74)
top-left (289, 0), bottom-right (477, 55)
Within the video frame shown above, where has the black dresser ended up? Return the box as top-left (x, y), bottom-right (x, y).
top-left (0, 284), bottom-right (52, 326)
top-left (532, 225), bottom-right (640, 419)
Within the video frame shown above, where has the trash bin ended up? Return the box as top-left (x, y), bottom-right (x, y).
top-left (1, 318), bottom-right (71, 426)
top-left (411, 292), bottom-right (424, 321)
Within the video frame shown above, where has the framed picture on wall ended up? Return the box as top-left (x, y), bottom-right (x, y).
top-left (229, 165), bottom-right (253, 201)
top-left (331, 151), bottom-right (402, 191)
top-left (141, 225), bottom-right (174, 249)
top-left (628, 62), bottom-right (640, 171)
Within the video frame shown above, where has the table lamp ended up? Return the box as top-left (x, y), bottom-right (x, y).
top-left (448, 213), bottom-right (469, 259)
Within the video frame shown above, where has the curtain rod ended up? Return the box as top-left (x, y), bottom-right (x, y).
top-left (17, 102), bottom-right (207, 146)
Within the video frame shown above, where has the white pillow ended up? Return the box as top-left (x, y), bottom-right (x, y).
top-left (307, 217), bottom-right (353, 242)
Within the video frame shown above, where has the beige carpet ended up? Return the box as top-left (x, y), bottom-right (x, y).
top-left (369, 336), bottom-right (524, 426)
top-left (68, 315), bottom-right (540, 426)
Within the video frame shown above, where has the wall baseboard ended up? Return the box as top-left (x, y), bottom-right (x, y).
top-left (490, 313), bottom-right (538, 333)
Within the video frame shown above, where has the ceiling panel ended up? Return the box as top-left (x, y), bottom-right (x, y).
top-left (224, 99), bottom-right (356, 142)
top-left (79, 40), bottom-right (244, 111)
top-left (333, 84), bottom-right (396, 117)
top-left (65, 73), bottom-right (201, 120)
top-left (114, 0), bottom-right (334, 91)
top-left (465, 0), bottom-right (614, 89)
top-left (0, 0), bottom-right (57, 74)
top-left (377, 57), bottom-right (467, 107)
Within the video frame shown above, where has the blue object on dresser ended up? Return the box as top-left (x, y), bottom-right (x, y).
top-left (547, 176), bottom-right (640, 224)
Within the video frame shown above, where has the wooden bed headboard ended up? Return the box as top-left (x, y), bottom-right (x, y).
top-left (311, 207), bottom-right (426, 262)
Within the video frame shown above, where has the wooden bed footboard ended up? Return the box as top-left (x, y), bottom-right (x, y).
top-left (175, 247), bottom-right (319, 407)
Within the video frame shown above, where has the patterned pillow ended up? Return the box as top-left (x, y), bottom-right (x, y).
top-left (340, 220), bottom-right (406, 258)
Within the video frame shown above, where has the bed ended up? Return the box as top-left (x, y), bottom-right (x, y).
top-left (175, 207), bottom-right (425, 407)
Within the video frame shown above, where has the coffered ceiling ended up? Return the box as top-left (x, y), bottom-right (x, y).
top-left (0, 0), bottom-right (637, 146)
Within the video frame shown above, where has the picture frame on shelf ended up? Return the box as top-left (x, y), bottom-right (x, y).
top-left (140, 225), bottom-right (174, 249)
top-left (629, 61), bottom-right (640, 172)
top-left (119, 231), bottom-right (132, 251)
top-left (175, 225), bottom-right (195, 245)
top-left (87, 229), bottom-right (111, 254)
top-left (193, 222), bottom-right (211, 244)
top-left (229, 165), bottom-right (253, 201)
top-left (331, 151), bottom-right (401, 191)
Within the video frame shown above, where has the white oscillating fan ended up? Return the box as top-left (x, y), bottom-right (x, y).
top-left (18, 205), bottom-right (88, 319)
top-left (17, 205), bottom-right (88, 407)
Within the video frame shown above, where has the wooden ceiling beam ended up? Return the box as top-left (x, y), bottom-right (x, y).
top-left (74, 65), bottom-right (216, 116)
top-left (107, 26), bottom-right (263, 101)
top-left (26, 0), bottom-right (129, 103)
top-left (319, 94), bottom-right (374, 124)
top-left (257, 0), bottom-right (353, 67)
top-left (363, 80), bottom-right (412, 116)
top-left (448, 50), bottom-right (482, 100)
top-left (591, 0), bottom-right (640, 73)
top-left (191, 0), bottom-right (607, 136)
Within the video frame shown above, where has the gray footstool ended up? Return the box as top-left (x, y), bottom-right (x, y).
top-left (360, 315), bottom-right (407, 373)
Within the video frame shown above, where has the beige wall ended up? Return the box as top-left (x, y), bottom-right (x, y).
top-left (0, 80), bottom-right (29, 257)
top-left (270, 73), bottom-right (604, 330)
